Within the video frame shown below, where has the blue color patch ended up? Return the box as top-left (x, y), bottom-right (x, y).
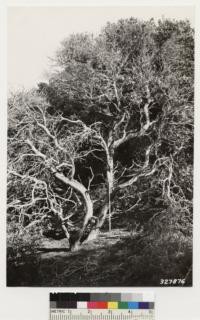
top-left (128, 302), bottom-right (139, 309)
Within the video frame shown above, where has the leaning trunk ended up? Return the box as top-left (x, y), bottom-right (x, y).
top-left (53, 172), bottom-right (93, 250)
top-left (54, 172), bottom-right (93, 223)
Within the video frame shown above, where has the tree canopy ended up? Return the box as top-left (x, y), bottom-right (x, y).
top-left (7, 17), bottom-right (193, 286)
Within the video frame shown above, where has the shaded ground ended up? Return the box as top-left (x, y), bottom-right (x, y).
top-left (7, 228), bottom-right (192, 287)
top-left (38, 229), bottom-right (133, 286)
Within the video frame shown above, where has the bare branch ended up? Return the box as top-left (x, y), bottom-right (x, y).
top-left (87, 166), bottom-right (95, 191)
top-left (113, 81), bottom-right (121, 112)
top-left (127, 195), bottom-right (142, 212)
top-left (117, 145), bottom-right (156, 189)
top-left (25, 139), bottom-right (46, 160)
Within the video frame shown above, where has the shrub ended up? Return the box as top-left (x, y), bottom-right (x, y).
top-left (7, 222), bottom-right (41, 286)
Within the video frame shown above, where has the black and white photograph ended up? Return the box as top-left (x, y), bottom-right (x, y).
top-left (7, 6), bottom-right (194, 287)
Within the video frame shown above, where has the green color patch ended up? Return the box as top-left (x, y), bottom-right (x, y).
top-left (118, 302), bottom-right (128, 309)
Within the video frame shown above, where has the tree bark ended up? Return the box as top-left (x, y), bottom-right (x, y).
top-left (54, 172), bottom-right (93, 224)
top-left (53, 172), bottom-right (94, 250)
top-left (106, 152), bottom-right (114, 232)
top-left (97, 201), bottom-right (109, 228)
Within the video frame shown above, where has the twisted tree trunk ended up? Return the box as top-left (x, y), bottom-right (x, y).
top-left (54, 172), bottom-right (94, 250)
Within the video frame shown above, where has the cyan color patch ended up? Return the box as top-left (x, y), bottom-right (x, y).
top-left (128, 302), bottom-right (139, 309)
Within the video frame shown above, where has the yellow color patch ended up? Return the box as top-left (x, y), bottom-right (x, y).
top-left (108, 302), bottom-right (118, 309)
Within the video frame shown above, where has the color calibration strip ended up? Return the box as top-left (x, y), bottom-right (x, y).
top-left (50, 292), bottom-right (155, 319)
top-left (51, 300), bottom-right (154, 310)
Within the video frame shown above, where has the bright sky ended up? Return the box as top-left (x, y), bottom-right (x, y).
top-left (7, 6), bottom-right (195, 90)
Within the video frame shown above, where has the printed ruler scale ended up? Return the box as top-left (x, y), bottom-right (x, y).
top-left (50, 309), bottom-right (154, 320)
top-left (50, 292), bottom-right (155, 320)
